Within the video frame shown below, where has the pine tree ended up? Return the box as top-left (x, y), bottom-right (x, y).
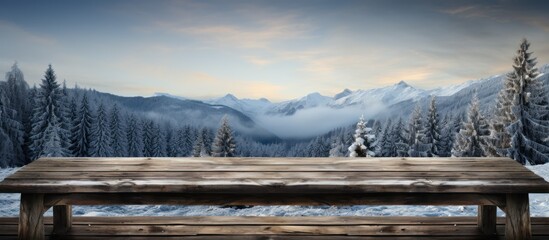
top-left (329, 130), bottom-right (348, 157)
top-left (90, 102), bottom-right (113, 157)
top-left (348, 115), bottom-right (375, 157)
top-left (29, 65), bottom-right (69, 159)
top-left (371, 120), bottom-right (382, 140)
top-left (0, 82), bottom-right (19, 166)
top-left (59, 80), bottom-right (71, 154)
top-left (152, 123), bottom-right (165, 157)
top-left (142, 120), bottom-right (156, 157)
top-left (70, 93), bottom-right (92, 157)
top-left (212, 115), bottom-right (236, 157)
top-left (201, 128), bottom-right (212, 156)
top-left (424, 97), bottom-right (441, 157)
top-left (506, 39), bottom-right (549, 164)
top-left (438, 114), bottom-right (456, 157)
top-left (452, 92), bottom-right (489, 157)
top-left (166, 126), bottom-right (178, 157)
top-left (109, 104), bottom-right (127, 157)
top-left (126, 115), bottom-right (143, 157)
top-left (192, 130), bottom-right (205, 157)
top-left (307, 136), bottom-right (330, 157)
top-left (407, 104), bottom-right (428, 157)
top-left (393, 117), bottom-right (408, 157)
top-left (377, 119), bottom-right (393, 157)
top-left (3, 63), bottom-right (29, 165)
top-left (182, 126), bottom-right (195, 156)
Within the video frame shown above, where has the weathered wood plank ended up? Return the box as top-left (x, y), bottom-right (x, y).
top-left (43, 193), bottom-right (506, 206)
top-left (2, 178), bottom-right (547, 194)
top-left (505, 194), bottom-right (531, 240)
top-left (53, 205), bottom-right (72, 235)
top-left (2, 216), bottom-right (549, 226)
top-left (7, 171), bottom-right (542, 180)
top-left (478, 205), bottom-right (497, 235)
top-left (27, 159), bottom-right (523, 167)
top-left (1, 216), bottom-right (549, 239)
top-left (36, 157), bottom-right (518, 163)
top-left (19, 164), bottom-right (531, 172)
top-left (18, 193), bottom-right (45, 240)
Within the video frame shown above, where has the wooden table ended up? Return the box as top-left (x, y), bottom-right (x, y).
top-left (0, 157), bottom-right (548, 240)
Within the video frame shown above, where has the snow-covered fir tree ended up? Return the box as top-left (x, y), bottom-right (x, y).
top-left (371, 120), bottom-right (382, 140)
top-left (153, 123), bottom-right (166, 157)
top-left (308, 136), bottom-right (330, 157)
top-left (70, 93), bottom-right (93, 157)
top-left (192, 129), bottom-right (206, 157)
top-left (212, 115), bottom-right (236, 157)
top-left (201, 128), bottom-right (213, 156)
top-left (165, 126), bottom-right (178, 157)
top-left (90, 102), bottom-right (113, 157)
top-left (0, 82), bottom-right (21, 166)
top-left (126, 114), bottom-right (143, 157)
top-left (423, 97), bottom-right (441, 157)
top-left (2, 63), bottom-right (29, 165)
top-left (506, 39), bottom-right (549, 164)
top-left (438, 114), bottom-right (456, 157)
top-left (329, 130), bottom-right (348, 157)
top-left (452, 92), bottom-right (489, 157)
top-left (176, 126), bottom-right (194, 156)
top-left (29, 65), bottom-right (69, 159)
top-left (142, 120), bottom-right (157, 157)
top-left (407, 104), bottom-right (428, 157)
top-left (393, 117), bottom-right (408, 157)
top-left (109, 104), bottom-right (127, 157)
top-left (377, 119), bottom-right (393, 157)
top-left (348, 115), bottom-right (375, 157)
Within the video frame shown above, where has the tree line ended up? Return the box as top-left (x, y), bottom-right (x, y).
top-left (345, 39), bottom-right (549, 165)
top-left (0, 39), bottom-right (548, 166)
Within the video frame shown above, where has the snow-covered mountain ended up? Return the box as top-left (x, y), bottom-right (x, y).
top-left (206, 94), bottom-right (272, 117)
top-left (267, 92), bottom-right (333, 116)
top-left (331, 81), bottom-right (427, 108)
top-left (334, 89), bottom-right (352, 100)
top-left (95, 93), bottom-right (280, 142)
top-left (158, 63), bottom-right (549, 139)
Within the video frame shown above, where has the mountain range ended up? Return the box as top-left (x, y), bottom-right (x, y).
top-left (141, 64), bottom-right (549, 139)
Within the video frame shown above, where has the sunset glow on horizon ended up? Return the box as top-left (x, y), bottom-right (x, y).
top-left (1, 0), bottom-right (549, 101)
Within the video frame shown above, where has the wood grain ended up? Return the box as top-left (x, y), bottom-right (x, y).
top-left (18, 194), bottom-right (45, 240)
top-left (478, 205), bottom-right (497, 236)
top-left (53, 205), bottom-right (72, 235)
top-left (505, 194), bottom-right (531, 240)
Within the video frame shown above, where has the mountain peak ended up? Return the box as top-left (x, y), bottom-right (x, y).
top-left (222, 93), bottom-right (238, 100)
top-left (396, 80), bottom-right (410, 87)
top-left (259, 97), bottom-right (271, 103)
top-left (334, 88), bottom-right (352, 100)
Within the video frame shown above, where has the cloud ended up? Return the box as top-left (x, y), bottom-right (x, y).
top-left (151, 11), bottom-right (311, 50)
top-left (0, 21), bottom-right (57, 46)
top-left (439, 2), bottom-right (549, 32)
top-left (255, 104), bottom-right (386, 139)
top-left (244, 56), bottom-right (272, 66)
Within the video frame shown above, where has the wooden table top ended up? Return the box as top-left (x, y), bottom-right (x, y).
top-left (0, 157), bottom-right (547, 194)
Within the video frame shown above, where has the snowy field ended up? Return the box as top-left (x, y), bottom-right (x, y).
top-left (0, 164), bottom-right (548, 217)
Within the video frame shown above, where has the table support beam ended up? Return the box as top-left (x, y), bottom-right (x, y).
top-left (505, 194), bottom-right (531, 240)
top-left (18, 193), bottom-right (45, 240)
top-left (478, 205), bottom-right (497, 236)
top-left (53, 205), bottom-right (72, 235)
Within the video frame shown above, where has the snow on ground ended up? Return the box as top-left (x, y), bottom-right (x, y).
top-left (0, 163), bottom-right (548, 217)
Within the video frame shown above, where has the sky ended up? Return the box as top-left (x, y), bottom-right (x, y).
top-left (1, 0), bottom-right (548, 102)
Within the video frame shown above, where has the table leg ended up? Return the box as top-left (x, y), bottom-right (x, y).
top-left (53, 205), bottom-right (72, 234)
top-left (18, 193), bottom-right (45, 240)
top-left (505, 194), bottom-right (531, 240)
top-left (478, 205), bottom-right (497, 235)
